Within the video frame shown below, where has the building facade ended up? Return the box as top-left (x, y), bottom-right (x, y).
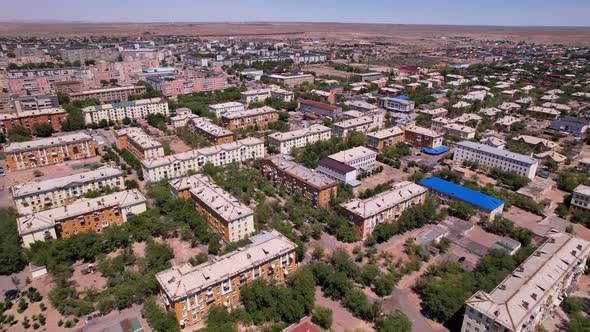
top-left (404, 126), bottom-right (444, 149)
top-left (11, 166), bottom-right (124, 215)
top-left (17, 189), bottom-right (147, 248)
top-left (327, 146), bottom-right (377, 173)
top-left (366, 127), bottom-right (405, 153)
top-left (267, 124), bottom-right (332, 154)
top-left (116, 127), bottom-right (165, 160)
top-left (570, 185), bottom-right (590, 213)
top-left (299, 99), bottom-right (342, 119)
top-left (240, 89), bottom-right (271, 104)
top-left (378, 96), bottom-right (415, 112)
top-left (208, 102), bottom-right (245, 119)
top-left (0, 108), bottom-right (67, 135)
top-left (221, 106), bottom-right (279, 130)
top-left (82, 98), bottom-right (169, 124)
top-left (340, 181), bottom-right (428, 240)
top-left (141, 137), bottom-right (265, 182)
top-left (261, 154), bottom-right (338, 208)
top-left (267, 74), bottom-right (314, 87)
top-left (453, 141), bottom-right (539, 179)
top-left (5, 132), bottom-right (96, 171)
top-left (187, 117), bottom-right (234, 145)
top-left (69, 85), bottom-right (147, 103)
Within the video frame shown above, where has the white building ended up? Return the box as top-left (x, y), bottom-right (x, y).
top-left (11, 166), bottom-right (124, 215)
top-left (267, 124), bottom-right (332, 154)
top-left (443, 123), bottom-right (476, 139)
top-left (82, 98), bottom-right (169, 124)
top-left (141, 137), bottom-right (265, 182)
top-left (327, 146), bottom-right (377, 172)
top-left (240, 89), bottom-right (271, 104)
top-left (270, 88), bottom-right (295, 102)
top-left (317, 157), bottom-right (359, 186)
top-left (333, 116), bottom-right (374, 137)
top-left (208, 102), bottom-right (245, 119)
top-left (378, 96), bottom-right (415, 112)
top-left (453, 141), bottom-right (538, 179)
top-left (461, 231), bottom-right (590, 332)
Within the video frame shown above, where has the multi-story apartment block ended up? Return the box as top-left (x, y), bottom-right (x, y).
top-left (333, 116), bottom-right (374, 137)
top-left (0, 108), bottom-right (67, 135)
top-left (317, 157), bottom-right (358, 186)
top-left (570, 185), bottom-right (590, 213)
top-left (267, 73), bottom-right (314, 88)
top-left (443, 123), bottom-right (476, 139)
top-left (326, 146), bottom-right (377, 172)
top-left (12, 94), bottom-right (60, 112)
top-left (17, 189), bottom-right (147, 248)
top-left (187, 117), bottom-right (234, 145)
top-left (366, 127), bottom-right (405, 153)
top-left (7, 76), bottom-right (52, 95)
top-left (148, 76), bottom-right (227, 99)
top-left (69, 85), bottom-right (147, 103)
top-left (171, 108), bottom-right (200, 128)
top-left (270, 88), bottom-right (295, 102)
top-left (343, 100), bottom-right (379, 113)
top-left (82, 98), bottom-right (169, 125)
top-left (417, 108), bottom-right (448, 119)
top-left (156, 230), bottom-right (297, 327)
top-left (577, 158), bottom-right (590, 174)
top-left (261, 154), bottom-right (338, 208)
top-left (461, 231), bottom-right (590, 332)
top-left (5, 132), bottom-right (96, 171)
top-left (116, 127), bottom-right (165, 160)
top-left (208, 102), bottom-right (245, 119)
top-left (240, 89), bottom-right (271, 104)
top-left (169, 174), bottom-right (255, 243)
top-left (453, 141), bottom-right (539, 179)
top-left (267, 124), bottom-right (331, 154)
top-left (340, 181), bottom-right (428, 239)
top-left (141, 137), bottom-right (264, 182)
top-left (299, 99), bottom-right (342, 119)
top-left (378, 96), bottom-right (415, 112)
top-left (404, 125), bottom-right (444, 149)
top-left (221, 106), bottom-right (279, 130)
top-left (11, 166), bottom-right (124, 215)
top-left (431, 117), bottom-right (453, 132)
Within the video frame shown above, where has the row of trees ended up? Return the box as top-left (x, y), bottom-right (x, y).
top-left (292, 132), bottom-right (367, 168)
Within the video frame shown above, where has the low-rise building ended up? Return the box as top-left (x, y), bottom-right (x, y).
top-left (261, 154), bottom-right (338, 208)
top-left (378, 96), bottom-right (415, 113)
top-left (270, 88), bottom-right (295, 103)
top-left (17, 189), bottom-right (147, 248)
top-left (404, 125), bottom-right (444, 149)
top-left (82, 98), bottom-right (169, 125)
top-left (513, 135), bottom-right (557, 152)
top-left (116, 127), bottom-right (165, 160)
top-left (443, 123), bottom-right (476, 139)
top-left (495, 116), bottom-right (521, 131)
top-left (419, 176), bottom-right (505, 221)
top-left (267, 124), bottom-right (331, 154)
top-left (11, 166), bottom-right (124, 215)
top-left (366, 127), bottom-right (405, 153)
top-left (340, 181), bottom-right (428, 240)
top-left (417, 108), bottom-right (448, 118)
top-left (0, 108), bottom-right (67, 135)
top-left (461, 231), bottom-right (590, 332)
top-left (149, 76), bottom-right (227, 99)
top-left (5, 132), bottom-right (96, 171)
top-left (169, 174), bottom-right (255, 243)
top-left (570, 185), bottom-right (590, 213)
top-left (267, 73), bottom-right (314, 88)
top-left (208, 102), bottom-right (245, 119)
top-left (240, 89), bottom-right (271, 104)
top-left (141, 137), bottom-right (265, 182)
top-left (12, 94), bottom-right (60, 112)
top-left (317, 157), bottom-right (358, 186)
top-left (156, 230), bottom-right (297, 327)
top-left (221, 106), bottom-right (279, 130)
top-left (333, 116), bottom-right (374, 137)
top-left (69, 85), bottom-right (147, 103)
top-left (171, 108), bottom-right (200, 129)
top-left (343, 100), bottom-right (378, 113)
top-left (187, 117), bottom-right (234, 145)
top-left (549, 116), bottom-right (590, 134)
top-left (453, 141), bottom-right (538, 179)
top-left (299, 99), bottom-right (342, 119)
top-left (326, 146), bottom-right (377, 173)
top-left (578, 158), bottom-right (590, 174)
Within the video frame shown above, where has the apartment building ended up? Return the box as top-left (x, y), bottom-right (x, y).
top-left (17, 189), bottom-right (147, 248)
top-left (404, 125), bottom-right (444, 149)
top-left (149, 76), bottom-right (227, 99)
top-left (270, 88), bottom-right (295, 102)
top-left (326, 146), bottom-right (377, 172)
top-left (12, 94), bottom-right (60, 112)
top-left (570, 185), bottom-right (590, 213)
top-left (7, 76), bottom-right (52, 95)
top-left (343, 100), bottom-right (378, 113)
top-left (431, 117), bottom-right (453, 132)
top-left (443, 123), bottom-right (476, 139)
top-left (578, 158), bottom-right (590, 174)
top-left (156, 230), bottom-right (297, 327)
top-left (240, 89), bottom-right (271, 104)
top-left (0, 108), bottom-right (67, 135)
top-left (11, 166), bottom-right (124, 215)
top-left (299, 99), bottom-right (342, 119)
top-left (378, 96), bottom-right (415, 112)
top-left (187, 117), bottom-right (234, 145)
top-left (261, 154), bottom-right (338, 208)
top-left (453, 141), bottom-right (539, 179)
top-left (69, 85), bottom-right (147, 103)
top-left (82, 98), bottom-right (169, 125)
top-left (317, 157), bottom-right (358, 186)
top-left (267, 124), bottom-right (331, 154)
top-left (417, 108), bottom-right (448, 119)
top-left (171, 108), bottom-right (200, 129)
top-left (267, 73), bottom-right (314, 88)
top-left (366, 127), bottom-right (405, 153)
top-left (208, 102), bottom-right (245, 119)
top-left (116, 127), bottom-right (165, 160)
top-left (5, 132), bottom-right (96, 171)
top-left (461, 231), bottom-right (590, 332)
top-left (333, 116), bottom-right (374, 137)
top-left (340, 181), bottom-right (428, 240)
top-left (169, 174), bottom-right (255, 243)
top-left (221, 106), bottom-right (279, 130)
top-left (141, 137), bottom-right (265, 182)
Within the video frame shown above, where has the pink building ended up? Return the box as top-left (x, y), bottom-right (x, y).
top-left (8, 77), bottom-right (52, 95)
top-left (150, 76), bottom-right (227, 99)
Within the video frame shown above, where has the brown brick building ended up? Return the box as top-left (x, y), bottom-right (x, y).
top-left (187, 117), bottom-right (234, 145)
top-left (116, 127), bottom-right (165, 160)
top-left (261, 154), bottom-right (338, 208)
top-left (5, 132), bottom-right (96, 171)
top-left (221, 106), bottom-right (279, 130)
top-left (0, 108), bottom-right (68, 135)
top-left (69, 85), bottom-right (147, 103)
top-left (404, 125), bottom-right (444, 149)
top-left (366, 127), bottom-right (405, 153)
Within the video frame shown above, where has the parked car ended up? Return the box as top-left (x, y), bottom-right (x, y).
top-left (4, 289), bottom-right (20, 300)
top-left (458, 256), bottom-right (466, 263)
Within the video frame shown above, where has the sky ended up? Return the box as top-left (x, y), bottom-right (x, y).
top-left (1, 0), bottom-right (589, 27)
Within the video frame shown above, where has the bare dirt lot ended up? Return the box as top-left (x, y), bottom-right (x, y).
top-left (314, 287), bottom-right (374, 332)
top-left (503, 206), bottom-right (544, 231)
top-left (354, 162), bottom-right (408, 196)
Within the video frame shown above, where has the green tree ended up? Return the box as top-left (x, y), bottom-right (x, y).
top-left (142, 297), bottom-right (180, 332)
top-left (0, 209), bottom-right (28, 275)
top-left (312, 306), bottom-right (333, 329)
top-left (32, 123), bottom-right (54, 137)
top-left (7, 125), bottom-right (31, 142)
top-left (376, 311), bottom-right (412, 332)
top-left (561, 296), bottom-right (584, 315)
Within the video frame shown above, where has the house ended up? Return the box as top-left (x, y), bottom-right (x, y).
top-left (549, 116), bottom-right (590, 134)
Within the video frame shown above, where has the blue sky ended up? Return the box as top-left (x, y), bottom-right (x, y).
top-left (1, 0), bottom-right (589, 27)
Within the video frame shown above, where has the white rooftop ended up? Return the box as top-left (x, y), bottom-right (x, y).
top-left (341, 181), bottom-right (427, 218)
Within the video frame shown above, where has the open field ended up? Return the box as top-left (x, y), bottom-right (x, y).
top-left (1, 22), bottom-right (590, 45)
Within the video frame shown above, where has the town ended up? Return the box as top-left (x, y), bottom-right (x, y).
top-left (0, 12), bottom-right (590, 332)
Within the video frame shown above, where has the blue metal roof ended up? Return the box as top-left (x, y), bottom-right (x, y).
top-left (419, 176), bottom-right (504, 211)
top-left (395, 95), bottom-right (410, 100)
top-left (421, 145), bottom-right (450, 155)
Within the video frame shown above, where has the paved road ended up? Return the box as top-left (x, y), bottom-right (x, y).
top-left (380, 288), bottom-right (448, 332)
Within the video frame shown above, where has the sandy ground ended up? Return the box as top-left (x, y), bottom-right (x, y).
top-left (164, 237), bottom-right (207, 266)
top-left (70, 261), bottom-right (107, 294)
top-left (160, 135), bottom-right (192, 154)
top-left (503, 206), bottom-right (544, 231)
top-left (354, 162), bottom-right (408, 196)
top-left (314, 287), bottom-right (374, 332)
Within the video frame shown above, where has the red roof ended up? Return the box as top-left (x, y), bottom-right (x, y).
top-left (300, 99), bottom-right (338, 111)
top-left (283, 321), bottom-right (320, 332)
